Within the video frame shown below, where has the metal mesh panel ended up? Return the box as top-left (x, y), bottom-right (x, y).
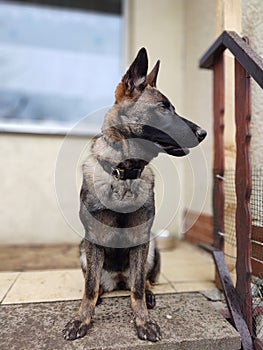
top-left (251, 168), bottom-right (263, 227)
top-left (251, 169), bottom-right (263, 340)
top-left (217, 168), bottom-right (263, 340)
top-left (223, 169), bottom-right (237, 251)
top-left (214, 168), bottom-right (263, 241)
top-left (215, 168), bottom-right (263, 259)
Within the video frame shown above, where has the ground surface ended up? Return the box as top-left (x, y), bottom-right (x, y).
top-left (0, 293), bottom-right (240, 350)
top-left (0, 242), bottom-right (240, 349)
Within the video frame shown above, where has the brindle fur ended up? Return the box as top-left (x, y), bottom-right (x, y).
top-left (63, 48), bottom-right (206, 342)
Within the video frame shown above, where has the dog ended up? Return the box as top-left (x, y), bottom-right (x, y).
top-left (63, 48), bottom-right (207, 342)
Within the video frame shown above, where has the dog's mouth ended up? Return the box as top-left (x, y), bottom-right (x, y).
top-left (154, 142), bottom-right (189, 157)
top-left (141, 125), bottom-right (204, 158)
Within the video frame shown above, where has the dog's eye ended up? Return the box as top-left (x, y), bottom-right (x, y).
top-left (160, 101), bottom-right (171, 110)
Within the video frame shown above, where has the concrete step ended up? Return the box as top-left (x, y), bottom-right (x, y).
top-left (1, 293), bottom-right (240, 350)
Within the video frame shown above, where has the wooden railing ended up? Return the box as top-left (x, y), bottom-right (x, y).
top-left (200, 31), bottom-right (263, 350)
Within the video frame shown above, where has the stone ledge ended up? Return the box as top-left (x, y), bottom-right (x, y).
top-left (0, 293), bottom-right (240, 350)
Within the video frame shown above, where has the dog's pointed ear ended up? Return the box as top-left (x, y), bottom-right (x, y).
top-left (123, 47), bottom-right (148, 90)
top-left (115, 48), bottom-right (148, 103)
top-left (147, 60), bottom-right (160, 87)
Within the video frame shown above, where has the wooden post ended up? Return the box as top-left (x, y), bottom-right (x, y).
top-left (213, 54), bottom-right (225, 252)
top-left (234, 54), bottom-right (253, 334)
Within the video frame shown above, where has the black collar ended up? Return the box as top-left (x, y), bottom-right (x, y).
top-left (97, 158), bottom-right (144, 180)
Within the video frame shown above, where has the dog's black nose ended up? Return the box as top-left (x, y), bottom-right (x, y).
top-left (196, 128), bottom-right (207, 142)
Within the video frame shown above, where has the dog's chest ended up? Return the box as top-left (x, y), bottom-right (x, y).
top-left (81, 160), bottom-right (155, 246)
top-left (111, 179), bottom-right (146, 202)
top-left (92, 171), bottom-right (154, 213)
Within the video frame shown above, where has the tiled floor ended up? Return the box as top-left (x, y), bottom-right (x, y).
top-left (0, 241), bottom-right (216, 305)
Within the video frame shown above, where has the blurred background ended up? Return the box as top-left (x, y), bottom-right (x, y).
top-left (0, 0), bottom-right (262, 248)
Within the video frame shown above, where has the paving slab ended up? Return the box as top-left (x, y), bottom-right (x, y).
top-left (0, 293), bottom-right (240, 350)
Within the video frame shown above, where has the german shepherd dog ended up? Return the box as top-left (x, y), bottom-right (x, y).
top-left (63, 48), bottom-right (206, 342)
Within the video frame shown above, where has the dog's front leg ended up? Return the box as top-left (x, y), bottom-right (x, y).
top-left (130, 243), bottom-right (161, 342)
top-left (63, 240), bottom-right (104, 341)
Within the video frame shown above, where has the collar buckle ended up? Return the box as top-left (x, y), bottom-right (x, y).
top-left (111, 167), bottom-right (122, 180)
top-left (111, 167), bottom-right (142, 180)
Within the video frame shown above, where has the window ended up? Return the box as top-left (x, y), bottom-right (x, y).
top-left (0, 0), bottom-right (123, 135)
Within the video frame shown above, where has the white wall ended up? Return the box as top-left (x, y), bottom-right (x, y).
top-left (183, 0), bottom-right (216, 216)
top-left (242, 0), bottom-right (263, 168)
top-left (0, 134), bottom-right (85, 244)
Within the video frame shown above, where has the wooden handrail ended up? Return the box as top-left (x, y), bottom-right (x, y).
top-left (212, 55), bottom-right (225, 252)
top-left (199, 30), bottom-right (262, 350)
top-left (199, 30), bottom-right (263, 88)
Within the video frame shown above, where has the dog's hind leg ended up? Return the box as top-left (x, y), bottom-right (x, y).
top-left (129, 243), bottom-right (162, 342)
top-left (145, 282), bottom-right (156, 309)
top-left (145, 245), bottom-right (161, 309)
top-left (147, 246), bottom-right (161, 284)
top-left (63, 240), bottom-right (104, 341)
top-left (144, 244), bottom-right (161, 309)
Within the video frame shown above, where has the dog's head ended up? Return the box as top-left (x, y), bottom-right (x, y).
top-left (103, 47), bottom-right (206, 158)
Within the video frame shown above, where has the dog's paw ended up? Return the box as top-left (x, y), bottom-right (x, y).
top-left (136, 320), bottom-right (162, 342)
top-left (145, 289), bottom-right (155, 309)
top-left (63, 319), bottom-right (89, 341)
